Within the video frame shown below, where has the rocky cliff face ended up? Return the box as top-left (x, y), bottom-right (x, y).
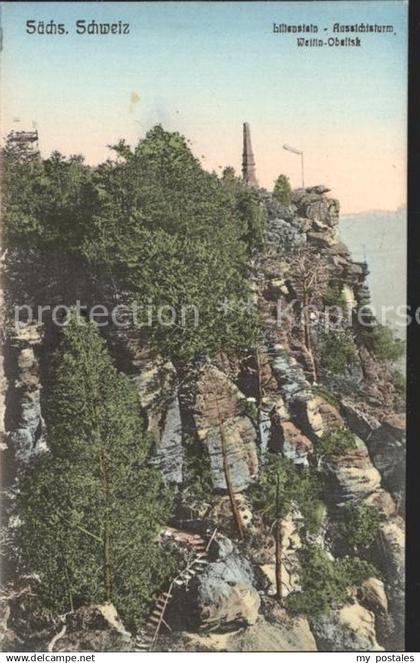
top-left (1, 185), bottom-right (405, 652)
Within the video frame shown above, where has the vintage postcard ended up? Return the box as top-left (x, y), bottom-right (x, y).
top-left (0, 0), bottom-right (408, 655)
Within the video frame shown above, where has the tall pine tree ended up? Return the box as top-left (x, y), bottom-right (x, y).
top-left (17, 315), bottom-right (176, 629)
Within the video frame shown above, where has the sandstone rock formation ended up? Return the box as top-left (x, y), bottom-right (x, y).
top-left (177, 614), bottom-right (317, 652)
top-left (193, 365), bottom-right (258, 492)
top-left (292, 187), bottom-right (340, 248)
top-left (321, 450), bottom-right (382, 505)
top-left (8, 323), bottom-right (45, 463)
top-left (376, 518), bottom-right (405, 648)
top-left (310, 602), bottom-right (383, 651)
top-left (133, 348), bottom-right (183, 484)
top-left (176, 542), bottom-right (260, 631)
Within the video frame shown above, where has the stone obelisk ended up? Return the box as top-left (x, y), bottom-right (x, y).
top-left (242, 122), bottom-right (258, 186)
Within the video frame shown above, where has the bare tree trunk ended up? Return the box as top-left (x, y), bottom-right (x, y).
top-left (62, 556), bottom-right (74, 613)
top-left (302, 290), bottom-right (318, 383)
top-left (256, 347), bottom-right (263, 406)
top-left (255, 347), bottom-right (264, 453)
top-left (275, 520), bottom-right (283, 601)
top-left (214, 395), bottom-right (244, 540)
top-left (100, 449), bottom-right (113, 602)
top-left (275, 474), bottom-right (283, 601)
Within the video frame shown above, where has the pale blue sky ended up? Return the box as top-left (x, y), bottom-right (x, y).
top-left (1, 1), bottom-right (408, 212)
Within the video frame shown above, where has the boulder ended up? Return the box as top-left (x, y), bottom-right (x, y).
top-left (9, 322), bottom-right (43, 349)
top-left (358, 577), bottom-right (394, 647)
top-left (181, 546), bottom-right (260, 631)
top-left (310, 602), bottom-right (383, 651)
top-left (0, 580), bottom-right (56, 652)
top-left (375, 518), bottom-right (405, 649)
top-left (205, 417), bottom-right (258, 492)
top-left (297, 395), bottom-right (325, 438)
top-left (293, 394), bottom-right (343, 441)
top-left (150, 393), bottom-right (183, 485)
top-left (17, 348), bottom-right (35, 370)
top-left (259, 190), bottom-right (294, 222)
top-left (178, 614), bottom-right (317, 651)
top-left (291, 188), bottom-right (339, 248)
top-left (359, 577), bottom-right (388, 613)
top-left (341, 401), bottom-right (405, 505)
top-left (317, 400), bottom-right (345, 433)
top-left (54, 604), bottom-right (132, 652)
top-left (363, 489), bottom-right (396, 518)
top-left (292, 189), bottom-right (339, 226)
top-left (10, 391), bottom-right (44, 462)
top-left (266, 218), bottom-right (306, 253)
top-left (341, 399), bottom-right (381, 441)
top-left (366, 422), bottom-right (405, 505)
top-left (307, 230), bottom-right (337, 249)
top-left (307, 185), bottom-right (331, 195)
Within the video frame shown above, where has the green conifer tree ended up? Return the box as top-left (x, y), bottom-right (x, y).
top-left (273, 174), bottom-right (292, 206)
top-left (250, 455), bottom-right (324, 601)
top-left (17, 315), bottom-right (176, 630)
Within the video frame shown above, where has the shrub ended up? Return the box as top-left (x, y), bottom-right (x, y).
top-left (319, 331), bottom-right (357, 374)
top-left (286, 544), bottom-right (377, 616)
top-left (239, 397), bottom-right (259, 422)
top-left (323, 284), bottom-right (348, 309)
top-left (183, 435), bottom-right (213, 502)
top-left (392, 369), bottom-right (406, 398)
top-left (340, 502), bottom-right (381, 548)
top-left (319, 428), bottom-right (358, 458)
top-left (294, 470), bottom-right (326, 535)
top-left (363, 325), bottom-right (405, 362)
top-left (273, 174), bottom-right (292, 206)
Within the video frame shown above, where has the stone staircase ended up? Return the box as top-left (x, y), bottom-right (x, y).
top-left (134, 528), bottom-right (217, 652)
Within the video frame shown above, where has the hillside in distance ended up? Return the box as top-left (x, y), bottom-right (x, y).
top-left (340, 207), bottom-right (406, 337)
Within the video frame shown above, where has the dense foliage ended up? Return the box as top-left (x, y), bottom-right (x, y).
top-left (3, 126), bottom-right (264, 360)
top-left (323, 283), bottom-right (348, 310)
top-left (286, 544), bottom-right (377, 616)
top-left (250, 454), bottom-right (324, 600)
top-left (250, 454), bottom-right (324, 534)
top-left (392, 369), bottom-right (406, 395)
top-left (182, 435), bottom-right (213, 503)
top-left (319, 331), bottom-right (358, 374)
top-left (362, 324), bottom-right (405, 362)
top-left (339, 502), bottom-right (381, 549)
top-left (17, 316), bottom-right (176, 629)
top-left (319, 428), bottom-right (358, 458)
